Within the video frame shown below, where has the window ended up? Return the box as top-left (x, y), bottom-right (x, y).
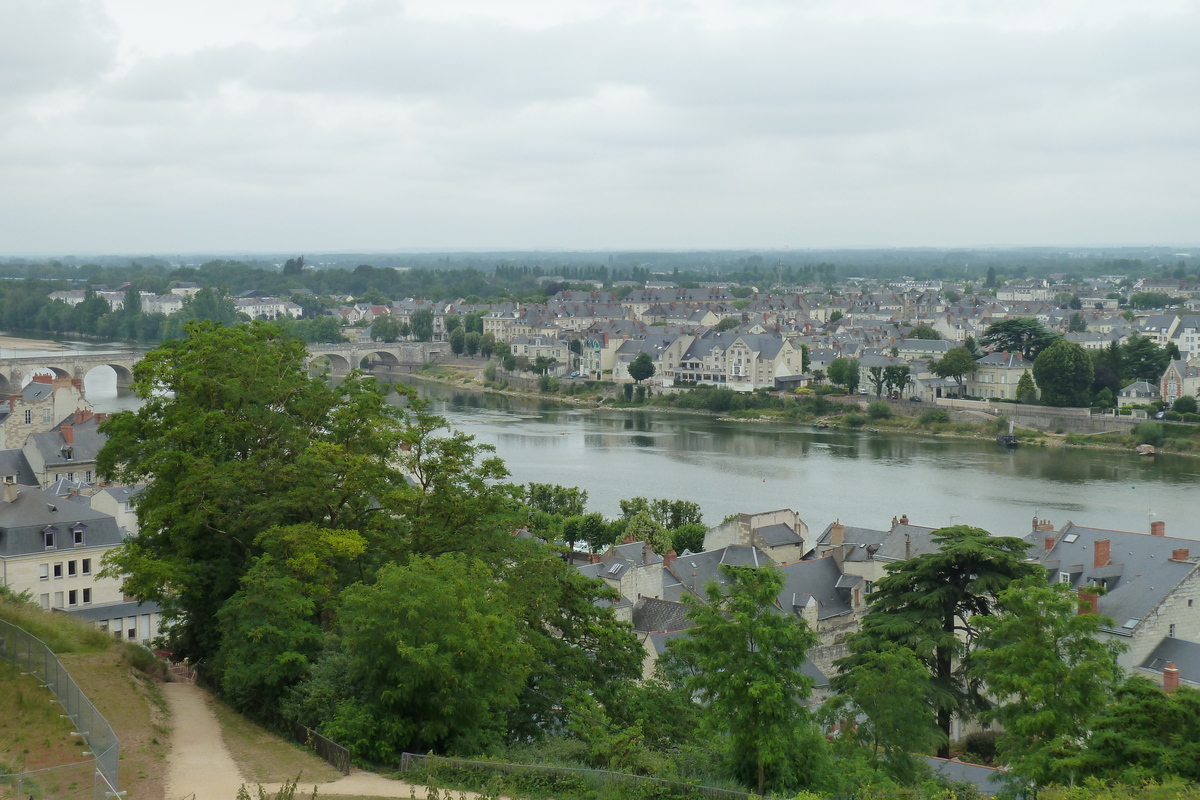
top-left (68, 590), bottom-right (77, 606)
top-left (42, 408), bottom-right (52, 424)
top-left (43, 527), bottom-right (56, 549)
top-left (72, 526), bottom-right (85, 547)
top-left (40, 594), bottom-right (50, 610)
top-left (1058, 572), bottom-right (1071, 584)
top-left (53, 563), bottom-right (62, 579)
top-left (39, 564), bottom-right (49, 580)
top-left (81, 559), bottom-right (91, 575)
top-left (53, 591), bottom-right (63, 608)
top-left (85, 471), bottom-right (92, 483)
top-left (23, 410), bottom-right (30, 424)
top-left (82, 588), bottom-right (91, 604)
top-left (1170, 624), bottom-right (1177, 638)
top-left (67, 560), bottom-right (76, 577)
top-left (127, 627), bottom-right (136, 640)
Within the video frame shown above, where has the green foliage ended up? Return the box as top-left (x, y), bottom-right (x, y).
top-left (981, 318), bottom-right (1060, 360)
top-left (909, 324), bottom-right (941, 340)
top-left (1034, 339), bottom-right (1095, 407)
top-left (919, 408), bottom-right (950, 425)
top-left (931, 346), bottom-right (978, 395)
top-left (844, 413), bottom-right (867, 427)
top-left (715, 317), bottom-right (740, 332)
top-left (370, 312), bottom-right (403, 342)
top-left (671, 523), bottom-right (707, 555)
top-left (827, 357), bottom-right (860, 392)
top-left (867, 400), bottom-right (892, 420)
top-left (1017, 369), bottom-right (1038, 403)
top-left (1073, 677), bottom-right (1200, 785)
top-left (450, 326), bottom-right (466, 355)
top-left (624, 510), bottom-right (672, 555)
top-left (972, 578), bottom-right (1126, 788)
top-left (98, 320), bottom-right (406, 661)
top-left (410, 308), bottom-right (434, 341)
top-left (1172, 395), bottom-right (1197, 414)
top-left (824, 644), bottom-right (944, 783)
top-left (837, 525), bottom-right (1039, 757)
top-left (1121, 334), bottom-right (1173, 382)
top-left (1130, 291), bottom-right (1175, 309)
top-left (331, 555), bottom-right (535, 761)
top-left (665, 565), bottom-right (825, 795)
top-left (465, 331), bottom-right (481, 356)
top-left (629, 352), bottom-right (656, 384)
top-left (527, 484), bottom-right (588, 518)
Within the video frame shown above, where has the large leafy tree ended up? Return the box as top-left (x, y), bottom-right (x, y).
top-left (837, 525), bottom-right (1038, 758)
top-left (1077, 677), bottom-right (1200, 784)
top-left (629, 351), bottom-right (656, 383)
top-left (98, 320), bottom-right (407, 660)
top-left (981, 318), bottom-right (1060, 360)
top-left (931, 346), bottom-right (978, 396)
top-left (972, 578), bottom-right (1126, 788)
top-left (370, 312), bottom-right (403, 342)
top-left (410, 307), bottom-right (434, 341)
top-left (1033, 339), bottom-right (1094, 407)
top-left (827, 356), bottom-right (860, 392)
top-left (1121, 334), bottom-right (1172, 383)
top-left (665, 565), bottom-right (825, 795)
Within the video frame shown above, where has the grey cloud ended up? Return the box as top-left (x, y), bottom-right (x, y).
top-left (0, 0), bottom-right (115, 97)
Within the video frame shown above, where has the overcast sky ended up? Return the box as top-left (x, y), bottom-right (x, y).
top-left (2, 0), bottom-right (1198, 254)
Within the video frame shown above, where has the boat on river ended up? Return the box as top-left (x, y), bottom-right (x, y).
top-left (1137, 444), bottom-right (1156, 456)
top-left (996, 420), bottom-right (1018, 447)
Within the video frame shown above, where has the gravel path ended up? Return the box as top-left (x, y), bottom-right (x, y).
top-left (163, 682), bottom-right (250, 800)
top-left (262, 772), bottom-right (500, 798)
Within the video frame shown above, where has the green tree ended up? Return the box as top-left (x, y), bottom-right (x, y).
top-left (827, 357), bottom-right (860, 393)
top-left (449, 326), bottom-right (466, 355)
top-left (628, 351), bottom-right (656, 384)
top-left (981, 318), bottom-right (1060, 360)
top-left (985, 266), bottom-right (997, 288)
top-left (972, 578), bottom-right (1126, 788)
top-left (883, 364), bottom-right (911, 396)
top-left (480, 332), bottom-right (496, 358)
top-left (410, 308), bottom-right (434, 341)
top-left (1077, 677), bottom-right (1200, 784)
top-left (98, 320), bottom-right (407, 660)
top-left (444, 314), bottom-right (462, 334)
top-left (370, 313), bottom-right (403, 343)
top-left (665, 565), bottom-right (825, 795)
top-left (1016, 369), bottom-right (1038, 404)
top-left (1034, 339), bottom-right (1094, 407)
top-left (1068, 311), bottom-right (1088, 332)
top-left (625, 510), bottom-right (671, 554)
top-left (867, 366), bottom-right (887, 397)
top-left (931, 346), bottom-right (977, 397)
top-left (331, 554), bottom-right (535, 761)
top-left (1121, 334), bottom-right (1172, 382)
top-left (1130, 291), bottom-right (1174, 310)
top-left (670, 522), bottom-right (707, 554)
top-left (826, 644), bottom-right (944, 783)
top-left (1173, 395), bottom-right (1198, 414)
top-left (716, 317), bottom-right (740, 332)
top-left (829, 310), bottom-right (844, 323)
top-left (908, 324), bottom-right (941, 340)
top-left (837, 525), bottom-right (1039, 758)
top-left (526, 483), bottom-right (588, 518)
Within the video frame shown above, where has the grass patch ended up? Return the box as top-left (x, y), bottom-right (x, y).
top-left (0, 659), bottom-right (84, 775)
top-left (206, 694), bottom-right (343, 785)
top-left (0, 595), bottom-right (112, 654)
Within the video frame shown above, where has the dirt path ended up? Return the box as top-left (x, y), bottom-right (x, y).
top-left (262, 772), bottom-right (501, 798)
top-left (163, 682), bottom-right (249, 800)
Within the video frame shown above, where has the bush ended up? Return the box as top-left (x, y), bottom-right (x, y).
top-left (1173, 395), bottom-right (1198, 414)
top-left (122, 642), bottom-right (170, 680)
top-left (919, 409), bottom-right (949, 425)
top-left (866, 401), bottom-right (892, 420)
top-left (843, 413), bottom-right (867, 428)
top-left (959, 730), bottom-right (1000, 765)
top-left (1136, 422), bottom-right (1165, 446)
top-left (483, 361), bottom-right (497, 382)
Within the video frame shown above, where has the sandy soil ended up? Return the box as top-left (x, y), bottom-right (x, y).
top-left (0, 335), bottom-right (66, 351)
top-left (163, 683), bottom-right (249, 800)
top-left (261, 772), bottom-right (502, 798)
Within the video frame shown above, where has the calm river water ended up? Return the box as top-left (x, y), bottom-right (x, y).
top-left (20, 333), bottom-right (1196, 544)
top-left (406, 381), bottom-right (1200, 542)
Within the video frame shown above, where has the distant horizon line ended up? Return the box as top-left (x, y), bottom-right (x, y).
top-left (3, 243), bottom-right (1198, 259)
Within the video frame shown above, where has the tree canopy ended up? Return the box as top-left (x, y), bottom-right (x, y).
top-left (931, 346), bottom-right (977, 396)
top-left (981, 318), bottom-right (1060, 360)
top-left (629, 351), bottom-right (656, 383)
top-left (1034, 339), bottom-right (1094, 407)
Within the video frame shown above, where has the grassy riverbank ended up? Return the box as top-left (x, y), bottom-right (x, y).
top-left (403, 362), bottom-right (1200, 457)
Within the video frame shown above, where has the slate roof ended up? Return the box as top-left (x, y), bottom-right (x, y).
top-left (95, 485), bottom-right (143, 505)
top-left (0, 486), bottom-right (124, 557)
top-left (645, 630), bottom-right (829, 688)
top-left (68, 599), bottom-right (162, 622)
top-left (815, 523), bottom-right (889, 562)
top-left (756, 523), bottom-right (803, 547)
top-left (920, 757), bottom-right (1008, 796)
top-left (777, 558), bottom-right (858, 620)
top-left (632, 597), bottom-right (694, 633)
top-left (1027, 522), bottom-right (1197, 636)
top-left (0, 449), bottom-right (37, 486)
top-left (26, 420), bottom-right (106, 467)
top-left (874, 523), bottom-right (943, 562)
top-left (669, 546), bottom-right (773, 598)
top-left (1139, 637), bottom-right (1200, 684)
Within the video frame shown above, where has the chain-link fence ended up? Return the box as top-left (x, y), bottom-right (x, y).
top-left (0, 619), bottom-right (120, 800)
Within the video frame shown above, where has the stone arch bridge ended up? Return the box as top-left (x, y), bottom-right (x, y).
top-left (306, 341), bottom-right (449, 375)
top-left (0, 351), bottom-right (141, 395)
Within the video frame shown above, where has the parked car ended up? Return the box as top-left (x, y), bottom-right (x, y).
top-left (909, 396), bottom-right (923, 402)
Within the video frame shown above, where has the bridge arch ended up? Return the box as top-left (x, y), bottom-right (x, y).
top-left (310, 352), bottom-right (353, 374)
top-left (362, 350), bottom-right (401, 368)
top-left (81, 363), bottom-right (137, 391)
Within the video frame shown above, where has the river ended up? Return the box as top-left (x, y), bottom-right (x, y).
top-left (407, 381), bottom-right (1200, 542)
top-left (10, 334), bottom-right (1196, 542)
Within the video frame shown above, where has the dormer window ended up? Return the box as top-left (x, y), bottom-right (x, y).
top-left (61, 446), bottom-right (74, 461)
top-left (72, 524), bottom-right (86, 547)
top-left (43, 527), bottom-right (57, 550)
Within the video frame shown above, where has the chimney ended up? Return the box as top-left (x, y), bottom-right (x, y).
top-left (61, 424), bottom-right (74, 445)
top-left (1152, 521), bottom-right (1166, 537)
top-left (587, 553), bottom-right (600, 564)
top-left (2, 482), bottom-right (18, 503)
top-left (74, 408), bottom-right (94, 425)
top-left (691, 569), bottom-right (698, 592)
top-left (1173, 548), bottom-right (1190, 561)
top-left (642, 542), bottom-right (653, 565)
top-left (899, 513), bottom-right (909, 525)
top-left (1094, 538), bottom-right (1111, 569)
top-left (624, 534), bottom-right (636, 545)
top-left (1077, 587), bottom-right (1099, 615)
top-left (905, 533), bottom-right (912, 559)
top-left (830, 519), bottom-right (845, 548)
top-left (1045, 536), bottom-right (1056, 552)
top-left (663, 550), bottom-right (677, 571)
top-left (1164, 663), bottom-right (1181, 693)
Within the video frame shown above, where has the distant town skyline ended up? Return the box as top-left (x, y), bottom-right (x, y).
top-left (2, 1), bottom-right (1198, 253)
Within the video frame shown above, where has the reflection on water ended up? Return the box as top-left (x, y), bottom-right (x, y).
top-left (393, 377), bottom-right (1200, 539)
